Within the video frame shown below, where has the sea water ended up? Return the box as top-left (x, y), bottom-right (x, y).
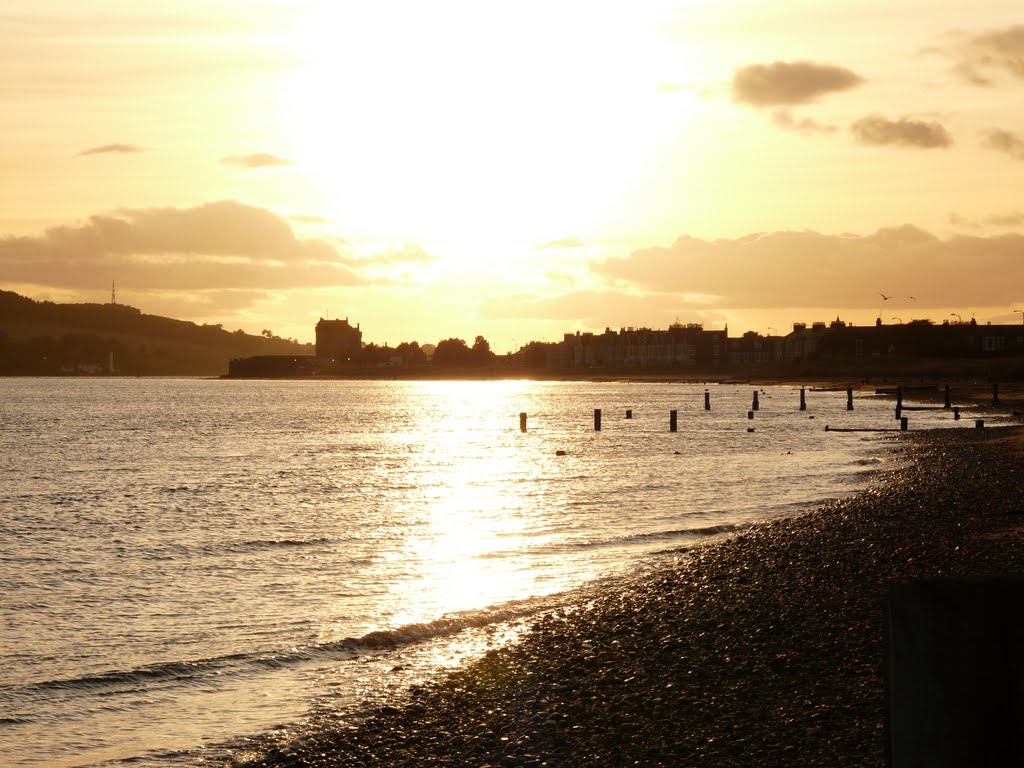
top-left (0, 378), bottom-right (984, 767)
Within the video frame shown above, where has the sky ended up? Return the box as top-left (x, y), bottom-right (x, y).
top-left (3, 0), bottom-right (1024, 352)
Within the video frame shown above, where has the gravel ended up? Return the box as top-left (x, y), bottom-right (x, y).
top-left (235, 426), bottom-right (1024, 767)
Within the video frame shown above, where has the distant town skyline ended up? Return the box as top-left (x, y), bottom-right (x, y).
top-left (2, 1), bottom-right (1024, 353)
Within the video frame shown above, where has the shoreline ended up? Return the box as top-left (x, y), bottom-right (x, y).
top-left (234, 425), bottom-right (1024, 767)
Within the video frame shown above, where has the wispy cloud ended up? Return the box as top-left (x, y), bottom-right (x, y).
top-left (538, 237), bottom-right (586, 250)
top-left (772, 109), bottom-right (838, 135)
top-left (982, 128), bottom-right (1024, 160)
top-left (220, 153), bottom-right (293, 168)
top-left (732, 61), bottom-right (863, 107)
top-left (947, 25), bottom-right (1024, 85)
top-left (77, 143), bottom-right (144, 156)
top-left (851, 115), bottom-right (952, 148)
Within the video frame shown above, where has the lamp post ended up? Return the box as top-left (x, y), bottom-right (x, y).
top-left (951, 313), bottom-right (962, 324)
top-left (767, 326), bottom-right (777, 337)
top-left (892, 317), bottom-right (903, 324)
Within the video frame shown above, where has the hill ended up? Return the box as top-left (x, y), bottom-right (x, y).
top-left (0, 290), bottom-right (313, 376)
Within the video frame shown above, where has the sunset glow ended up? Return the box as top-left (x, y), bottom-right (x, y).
top-left (3, 0), bottom-right (1024, 350)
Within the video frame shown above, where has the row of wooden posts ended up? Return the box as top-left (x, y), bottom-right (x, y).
top-left (517, 383), bottom-right (995, 433)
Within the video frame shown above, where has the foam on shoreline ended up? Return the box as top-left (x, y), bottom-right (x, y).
top-left (236, 426), bottom-right (1024, 767)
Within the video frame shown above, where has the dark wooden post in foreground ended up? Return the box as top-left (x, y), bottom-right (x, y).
top-left (944, 384), bottom-right (951, 409)
top-left (901, 416), bottom-right (908, 431)
top-left (799, 387), bottom-right (806, 411)
top-left (752, 390), bottom-right (759, 411)
top-left (519, 412), bottom-right (527, 433)
top-left (704, 390), bottom-right (711, 410)
top-left (888, 579), bottom-right (1024, 767)
top-left (625, 409), bottom-right (632, 420)
top-left (993, 382), bottom-right (1000, 406)
top-left (976, 419), bottom-right (985, 429)
top-left (669, 410), bottom-right (678, 432)
top-left (594, 408), bottom-right (602, 431)
top-left (953, 407), bottom-right (961, 421)
top-left (846, 385), bottom-right (854, 411)
top-left (747, 410), bottom-right (754, 420)
top-left (896, 385), bottom-right (904, 411)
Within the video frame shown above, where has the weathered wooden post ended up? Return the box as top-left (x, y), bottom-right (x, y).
top-left (993, 382), bottom-right (1000, 406)
top-left (888, 579), bottom-right (1024, 768)
top-left (594, 408), bottom-right (602, 431)
top-left (901, 416), bottom-right (909, 431)
top-left (670, 410), bottom-right (678, 432)
top-left (976, 419), bottom-right (985, 429)
top-left (625, 409), bottom-right (632, 420)
top-left (747, 410), bottom-right (754, 420)
top-left (752, 390), bottom-right (759, 411)
top-left (519, 412), bottom-right (527, 433)
top-left (799, 387), bottom-right (806, 411)
top-left (944, 384), bottom-right (951, 409)
top-left (847, 385), bottom-right (854, 411)
top-left (896, 385), bottom-right (904, 411)
top-left (953, 407), bottom-right (961, 421)
top-left (704, 390), bottom-right (711, 410)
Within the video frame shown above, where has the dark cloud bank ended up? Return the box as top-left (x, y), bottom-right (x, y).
top-left (0, 201), bottom-right (361, 291)
top-left (593, 226), bottom-right (1024, 309)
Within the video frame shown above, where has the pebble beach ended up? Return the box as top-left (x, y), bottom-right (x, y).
top-left (235, 424), bottom-right (1024, 768)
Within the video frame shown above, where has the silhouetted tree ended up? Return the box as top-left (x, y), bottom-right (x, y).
top-left (472, 335), bottom-right (496, 366)
top-left (432, 337), bottom-right (472, 366)
top-left (395, 341), bottom-right (427, 365)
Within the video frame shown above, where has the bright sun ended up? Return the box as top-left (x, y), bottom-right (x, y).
top-left (278, 2), bottom-right (696, 255)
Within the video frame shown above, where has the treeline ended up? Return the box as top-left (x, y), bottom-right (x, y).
top-left (0, 290), bottom-right (312, 376)
top-left (341, 336), bottom-right (497, 368)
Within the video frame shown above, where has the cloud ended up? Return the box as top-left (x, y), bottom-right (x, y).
top-left (731, 61), bottom-right (863, 107)
top-left (772, 109), bottom-right (838, 135)
top-left (952, 209), bottom-right (1024, 230)
top-left (948, 25), bottom-right (1024, 85)
top-left (982, 128), bottom-right (1024, 160)
top-left (538, 237), bottom-right (587, 250)
top-left (592, 226), bottom-right (1024, 308)
top-left (78, 144), bottom-right (145, 156)
top-left (850, 115), bottom-right (952, 148)
top-left (220, 153), bottom-right (293, 168)
top-left (362, 244), bottom-right (437, 265)
top-left (0, 200), bottom-right (363, 292)
top-left (480, 290), bottom-right (718, 328)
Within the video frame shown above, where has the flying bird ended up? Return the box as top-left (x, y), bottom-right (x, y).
top-left (907, 296), bottom-right (917, 301)
top-left (879, 293), bottom-right (891, 300)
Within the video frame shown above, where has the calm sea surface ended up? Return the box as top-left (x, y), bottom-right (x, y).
top-left (0, 378), bottom-right (982, 767)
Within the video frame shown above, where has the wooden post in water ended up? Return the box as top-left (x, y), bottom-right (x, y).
top-left (704, 390), bottom-right (711, 410)
top-left (896, 405), bottom-right (902, 420)
top-left (519, 412), bottom-right (527, 433)
top-left (993, 382), bottom-right (1000, 406)
top-left (953, 407), bottom-right (961, 421)
top-left (896, 385), bottom-right (904, 411)
top-left (944, 384), bottom-right (951, 409)
top-left (887, 579), bottom-right (1024, 768)
top-left (747, 410), bottom-right (754, 420)
top-left (594, 408), bottom-right (602, 431)
top-left (752, 390), bottom-right (760, 411)
top-left (976, 419), bottom-right (985, 429)
top-left (625, 409), bottom-right (632, 420)
top-left (670, 410), bottom-right (678, 432)
top-left (800, 387), bottom-right (806, 411)
top-left (901, 416), bottom-right (909, 431)
top-left (847, 385), bottom-right (854, 411)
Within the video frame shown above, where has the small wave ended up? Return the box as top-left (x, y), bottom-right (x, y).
top-left (6, 602), bottom-right (555, 700)
top-left (0, 715), bottom-right (33, 725)
top-left (854, 457), bottom-right (884, 465)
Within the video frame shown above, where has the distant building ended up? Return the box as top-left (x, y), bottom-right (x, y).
top-left (316, 318), bottom-right (362, 361)
top-left (553, 323), bottom-right (727, 369)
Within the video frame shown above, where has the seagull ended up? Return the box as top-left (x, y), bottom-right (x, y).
top-left (907, 296), bottom-right (917, 301)
top-left (879, 293), bottom-right (891, 301)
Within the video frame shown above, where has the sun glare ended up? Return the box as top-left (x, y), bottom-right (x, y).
top-left (278, 3), bottom-right (696, 254)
